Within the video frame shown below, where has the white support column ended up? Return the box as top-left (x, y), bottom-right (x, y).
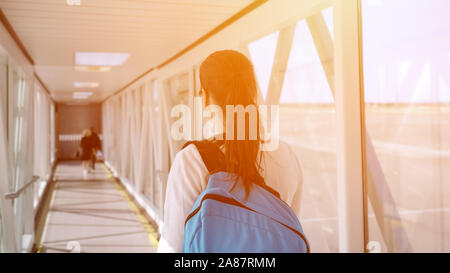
top-left (188, 68), bottom-right (196, 140)
top-left (126, 91), bottom-right (134, 180)
top-left (155, 78), bottom-right (170, 218)
top-left (0, 75), bottom-right (17, 252)
top-left (131, 88), bottom-right (141, 184)
top-left (160, 80), bottom-right (174, 163)
top-left (120, 94), bottom-right (127, 176)
top-left (136, 82), bottom-right (151, 194)
top-left (149, 80), bottom-right (158, 204)
top-left (334, 0), bottom-right (365, 253)
top-left (306, 13), bottom-right (334, 90)
top-left (265, 25), bottom-right (296, 105)
top-left (22, 77), bottom-right (35, 250)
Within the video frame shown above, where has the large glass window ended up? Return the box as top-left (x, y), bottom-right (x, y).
top-left (143, 81), bottom-right (159, 204)
top-left (0, 52), bottom-right (7, 252)
top-left (9, 70), bottom-right (34, 197)
top-left (248, 31), bottom-right (279, 100)
top-left (4, 64), bottom-right (35, 251)
top-left (362, 0), bottom-right (450, 252)
top-left (143, 80), bottom-right (168, 216)
top-left (0, 53), bottom-right (6, 124)
top-left (166, 72), bottom-right (191, 159)
top-left (0, 213), bottom-right (2, 252)
top-left (248, 7), bottom-right (336, 252)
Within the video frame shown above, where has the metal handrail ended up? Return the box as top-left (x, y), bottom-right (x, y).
top-left (4, 175), bottom-right (40, 199)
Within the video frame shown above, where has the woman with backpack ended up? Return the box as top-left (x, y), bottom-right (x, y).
top-left (157, 50), bottom-right (308, 253)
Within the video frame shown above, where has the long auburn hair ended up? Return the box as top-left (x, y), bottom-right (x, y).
top-left (199, 50), bottom-right (264, 198)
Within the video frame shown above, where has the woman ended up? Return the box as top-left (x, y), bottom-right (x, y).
top-left (157, 50), bottom-right (303, 252)
top-left (79, 128), bottom-right (93, 175)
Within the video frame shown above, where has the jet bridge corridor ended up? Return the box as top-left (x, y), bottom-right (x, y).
top-left (0, 0), bottom-right (449, 253)
top-left (33, 161), bottom-right (158, 253)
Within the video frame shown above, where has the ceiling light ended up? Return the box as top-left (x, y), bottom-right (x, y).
top-left (66, 102), bottom-right (89, 106)
top-left (74, 82), bottom-right (100, 88)
top-left (72, 91), bottom-right (93, 99)
top-left (75, 66), bottom-right (112, 72)
top-left (75, 52), bottom-right (130, 66)
top-left (66, 0), bottom-right (81, 6)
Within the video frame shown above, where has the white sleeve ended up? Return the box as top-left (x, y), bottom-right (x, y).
top-left (157, 145), bottom-right (207, 253)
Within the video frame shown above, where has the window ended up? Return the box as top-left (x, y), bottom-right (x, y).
top-left (248, 31), bottom-right (279, 100)
top-left (362, 0), bottom-right (450, 252)
top-left (0, 51), bottom-right (6, 252)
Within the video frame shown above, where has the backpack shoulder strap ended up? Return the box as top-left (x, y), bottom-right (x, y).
top-left (182, 140), bottom-right (282, 199)
top-left (183, 140), bottom-right (226, 173)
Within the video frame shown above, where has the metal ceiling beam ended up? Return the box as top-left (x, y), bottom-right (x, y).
top-left (265, 25), bottom-right (295, 105)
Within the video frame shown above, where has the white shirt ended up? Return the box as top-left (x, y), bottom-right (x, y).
top-left (157, 141), bottom-right (303, 252)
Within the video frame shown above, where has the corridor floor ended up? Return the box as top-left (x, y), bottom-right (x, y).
top-left (36, 161), bottom-right (158, 253)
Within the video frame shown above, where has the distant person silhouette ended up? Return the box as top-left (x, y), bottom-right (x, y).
top-left (79, 129), bottom-right (94, 176)
top-left (88, 126), bottom-right (101, 170)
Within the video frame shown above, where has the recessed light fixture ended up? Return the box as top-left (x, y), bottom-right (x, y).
top-left (66, 0), bottom-right (81, 6)
top-left (75, 65), bottom-right (112, 72)
top-left (75, 52), bottom-right (130, 66)
top-left (74, 82), bottom-right (100, 88)
top-left (66, 102), bottom-right (89, 106)
top-left (72, 91), bottom-right (93, 99)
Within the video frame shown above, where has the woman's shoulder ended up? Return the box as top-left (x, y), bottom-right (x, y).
top-left (168, 143), bottom-right (209, 193)
top-left (261, 140), bottom-right (302, 180)
top-left (261, 140), bottom-right (302, 205)
top-left (263, 140), bottom-right (298, 160)
top-left (176, 143), bottom-right (201, 159)
top-left (172, 143), bottom-right (208, 172)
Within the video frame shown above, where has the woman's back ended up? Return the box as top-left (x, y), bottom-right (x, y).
top-left (80, 136), bottom-right (92, 152)
top-left (158, 49), bottom-right (304, 252)
top-left (157, 140), bottom-right (303, 252)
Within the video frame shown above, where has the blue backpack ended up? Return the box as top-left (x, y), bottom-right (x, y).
top-left (182, 141), bottom-right (309, 253)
